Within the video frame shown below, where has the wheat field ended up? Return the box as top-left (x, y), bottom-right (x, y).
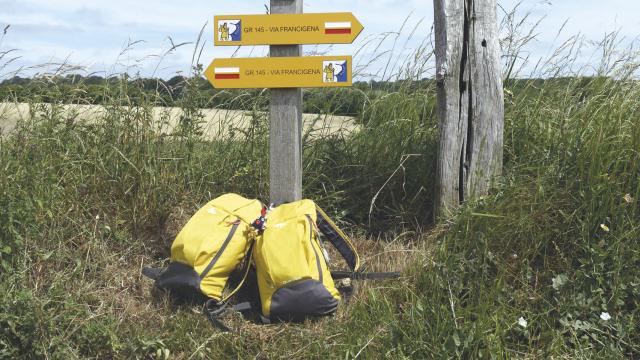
top-left (0, 102), bottom-right (357, 138)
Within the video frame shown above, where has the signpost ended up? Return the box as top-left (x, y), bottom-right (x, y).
top-left (204, 56), bottom-right (353, 89)
top-left (214, 13), bottom-right (364, 46)
top-left (207, 0), bottom-right (363, 204)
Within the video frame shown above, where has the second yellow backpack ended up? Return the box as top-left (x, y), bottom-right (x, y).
top-left (253, 199), bottom-right (360, 322)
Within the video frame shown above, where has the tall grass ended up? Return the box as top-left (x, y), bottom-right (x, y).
top-left (1, 4), bottom-right (639, 359)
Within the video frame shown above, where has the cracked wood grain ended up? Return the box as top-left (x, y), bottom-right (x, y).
top-left (434, 0), bottom-right (504, 219)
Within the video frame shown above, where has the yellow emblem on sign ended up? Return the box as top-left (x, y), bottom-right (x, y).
top-left (205, 56), bottom-right (353, 89)
top-left (214, 13), bottom-right (364, 46)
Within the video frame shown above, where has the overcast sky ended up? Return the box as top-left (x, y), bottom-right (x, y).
top-left (1, 0), bottom-right (639, 79)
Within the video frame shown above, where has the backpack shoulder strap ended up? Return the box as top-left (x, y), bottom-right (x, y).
top-left (219, 240), bottom-right (255, 303)
top-left (315, 205), bottom-right (401, 281)
top-left (315, 205), bottom-right (360, 271)
top-left (202, 241), bottom-right (255, 332)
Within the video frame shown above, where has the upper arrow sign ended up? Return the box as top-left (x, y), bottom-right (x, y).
top-left (214, 12), bottom-right (364, 46)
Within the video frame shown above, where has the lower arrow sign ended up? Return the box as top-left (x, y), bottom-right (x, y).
top-left (205, 56), bottom-right (353, 89)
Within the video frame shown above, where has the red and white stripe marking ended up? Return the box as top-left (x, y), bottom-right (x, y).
top-left (325, 22), bottom-right (352, 35)
top-left (214, 67), bottom-right (240, 80)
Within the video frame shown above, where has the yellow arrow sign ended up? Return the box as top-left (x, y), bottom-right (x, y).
top-left (214, 13), bottom-right (364, 46)
top-left (205, 56), bottom-right (352, 89)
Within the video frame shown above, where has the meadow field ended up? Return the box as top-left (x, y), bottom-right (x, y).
top-left (1, 6), bottom-right (639, 360)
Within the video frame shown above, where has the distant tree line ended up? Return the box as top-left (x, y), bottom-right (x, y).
top-left (0, 74), bottom-right (412, 117)
top-left (1, 74), bottom-right (602, 122)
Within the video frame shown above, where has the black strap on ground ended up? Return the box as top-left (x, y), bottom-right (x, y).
top-left (203, 301), bottom-right (257, 332)
top-left (204, 300), bottom-right (232, 332)
top-left (331, 271), bottom-right (401, 280)
top-left (206, 311), bottom-right (232, 333)
top-left (142, 267), bottom-right (166, 281)
top-left (228, 302), bottom-right (270, 324)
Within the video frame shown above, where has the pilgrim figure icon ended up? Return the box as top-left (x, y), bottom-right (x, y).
top-left (324, 63), bottom-right (335, 82)
top-left (219, 23), bottom-right (230, 42)
top-left (322, 60), bottom-right (347, 83)
top-left (218, 20), bottom-right (241, 42)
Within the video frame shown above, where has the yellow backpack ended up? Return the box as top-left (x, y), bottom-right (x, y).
top-left (149, 193), bottom-right (262, 303)
top-left (143, 195), bottom-right (397, 330)
top-left (253, 199), bottom-right (359, 322)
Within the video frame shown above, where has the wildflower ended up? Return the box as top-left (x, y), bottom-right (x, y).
top-left (95, 214), bottom-right (100, 221)
top-left (623, 194), bottom-right (634, 203)
top-left (552, 274), bottom-right (568, 291)
top-left (600, 312), bottom-right (612, 321)
top-left (518, 317), bottom-right (528, 328)
top-left (600, 224), bottom-right (610, 232)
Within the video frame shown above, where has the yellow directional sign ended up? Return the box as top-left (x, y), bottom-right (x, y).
top-left (214, 13), bottom-right (364, 46)
top-left (205, 56), bottom-right (352, 89)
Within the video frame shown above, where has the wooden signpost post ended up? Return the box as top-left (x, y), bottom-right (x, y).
top-left (206, 0), bottom-right (362, 204)
top-left (269, 0), bottom-right (303, 205)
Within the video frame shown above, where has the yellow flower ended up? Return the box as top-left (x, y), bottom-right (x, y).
top-left (600, 224), bottom-right (610, 233)
top-left (623, 194), bottom-right (634, 203)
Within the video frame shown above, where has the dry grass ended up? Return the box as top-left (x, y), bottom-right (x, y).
top-left (85, 228), bottom-right (421, 358)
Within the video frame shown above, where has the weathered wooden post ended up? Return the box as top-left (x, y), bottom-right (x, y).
top-left (269, 0), bottom-right (303, 205)
top-left (433, 0), bottom-right (504, 219)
